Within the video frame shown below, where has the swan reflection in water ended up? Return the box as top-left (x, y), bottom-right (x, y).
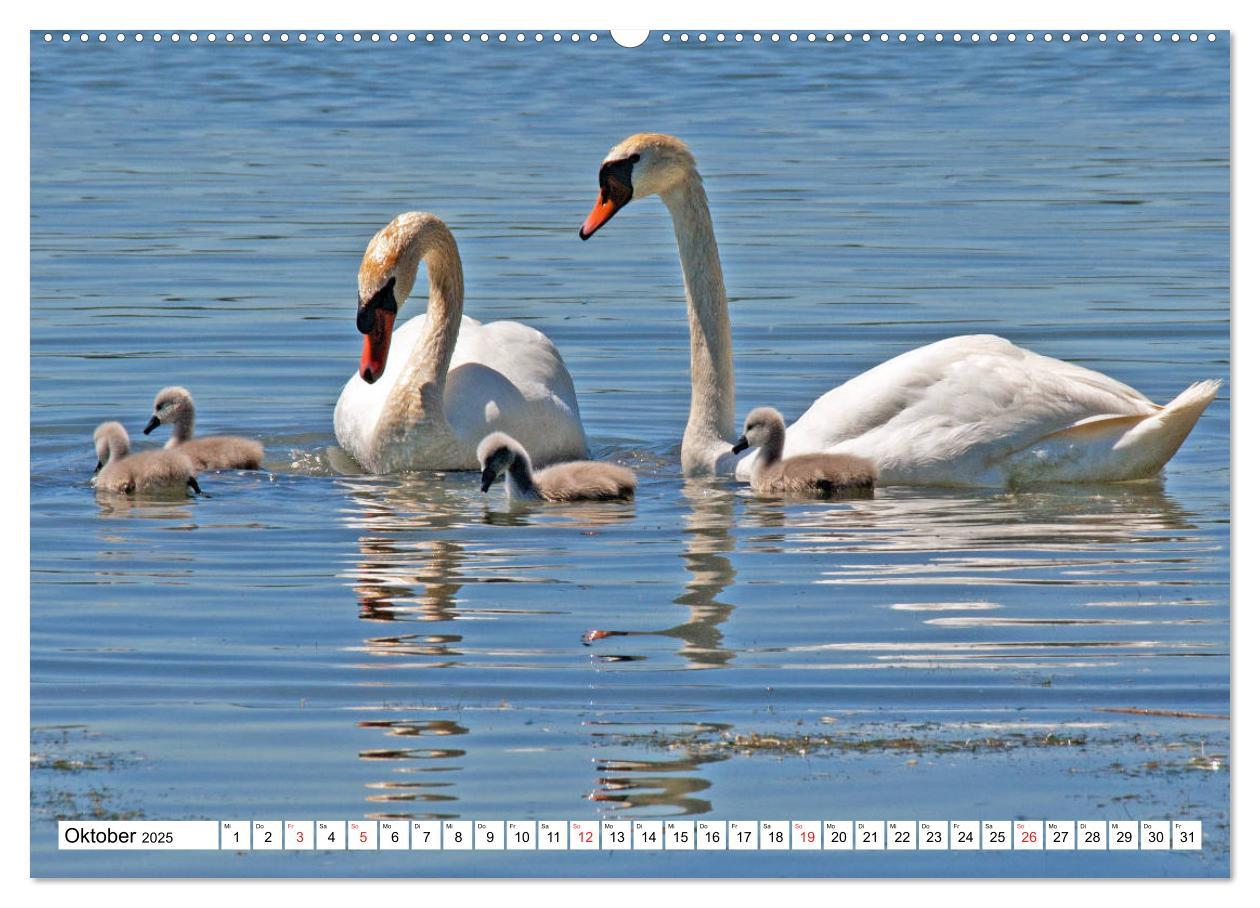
top-left (88, 496), bottom-right (200, 587)
top-left (337, 470), bottom-right (643, 818)
top-left (738, 479), bottom-right (1199, 541)
top-left (585, 478), bottom-right (739, 669)
top-left (783, 481), bottom-right (1206, 585)
top-left (355, 716), bottom-right (468, 820)
top-left (340, 473), bottom-right (472, 661)
top-left (336, 473), bottom-right (476, 819)
top-left (333, 464), bottom-right (1208, 819)
top-left (587, 721), bottom-right (731, 817)
top-left (93, 493), bottom-right (196, 521)
top-left (582, 477), bottom-right (1211, 813)
top-left (584, 478), bottom-right (1203, 663)
top-left (584, 481), bottom-right (740, 815)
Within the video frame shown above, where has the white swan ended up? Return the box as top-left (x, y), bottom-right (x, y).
top-left (334, 212), bottom-right (587, 473)
top-left (578, 133), bottom-right (1219, 486)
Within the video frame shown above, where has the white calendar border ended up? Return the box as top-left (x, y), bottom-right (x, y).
top-left (8, 0), bottom-right (1252, 903)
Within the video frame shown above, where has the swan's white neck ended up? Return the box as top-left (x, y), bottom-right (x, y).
top-left (661, 174), bottom-right (736, 475)
top-left (375, 224), bottom-right (465, 452)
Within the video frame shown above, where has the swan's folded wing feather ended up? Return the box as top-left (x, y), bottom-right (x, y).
top-left (441, 318), bottom-right (587, 463)
top-left (1004, 378), bottom-right (1220, 483)
top-left (781, 335), bottom-right (1158, 485)
top-left (463, 320), bottom-right (581, 409)
top-left (453, 319), bottom-right (587, 460)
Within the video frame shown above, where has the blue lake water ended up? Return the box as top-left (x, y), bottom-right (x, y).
top-left (29, 33), bottom-right (1229, 877)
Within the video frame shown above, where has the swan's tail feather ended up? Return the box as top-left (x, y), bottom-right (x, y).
top-left (1007, 379), bottom-right (1219, 484)
top-left (1132, 378), bottom-right (1221, 467)
top-left (1158, 378), bottom-right (1222, 417)
top-left (1093, 378), bottom-right (1220, 479)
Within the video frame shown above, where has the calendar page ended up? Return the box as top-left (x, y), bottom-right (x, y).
top-left (27, 19), bottom-right (1230, 882)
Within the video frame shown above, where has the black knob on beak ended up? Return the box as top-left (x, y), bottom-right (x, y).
top-left (356, 277), bottom-right (398, 335)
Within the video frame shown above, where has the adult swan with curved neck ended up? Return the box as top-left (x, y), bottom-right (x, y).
top-left (335, 212), bottom-right (586, 473)
top-left (578, 133), bottom-right (1218, 486)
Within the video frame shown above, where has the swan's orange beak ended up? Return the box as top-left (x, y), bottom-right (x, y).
top-left (578, 159), bottom-right (635, 240)
top-left (579, 195), bottom-right (620, 240)
top-left (359, 309), bottom-right (395, 384)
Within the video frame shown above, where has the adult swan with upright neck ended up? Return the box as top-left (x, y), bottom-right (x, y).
top-left (335, 212), bottom-right (586, 473)
top-left (578, 133), bottom-right (1218, 487)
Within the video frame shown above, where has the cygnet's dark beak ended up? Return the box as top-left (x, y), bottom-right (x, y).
top-left (92, 461), bottom-right (103, 476)
top-left (143, 415), bottom-right (160, 435)
top-left (731, 436), bottom-right (750, 454)
top-left (480, 467), bottom-right (497, 493)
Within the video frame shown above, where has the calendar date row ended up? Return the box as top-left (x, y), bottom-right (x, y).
top-left (60, 819), bottom-right (1202, 852)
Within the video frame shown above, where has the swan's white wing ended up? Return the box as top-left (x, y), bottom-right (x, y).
top-left (335, 313), bottom-right (586, 471)
top-left (766, 335), bottom-right (1162, 486)
top-left (453, 320), bottom-right (582, 417)
top-left (444, 319), bottom-right (587, 466)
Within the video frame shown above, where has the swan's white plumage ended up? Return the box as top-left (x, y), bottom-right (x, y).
top-left (334, 312), bottom-right (585, 472)
top-left (586, 133), bottom-right (1218, 488)
top-left (332, 211), bottom-right (586, 474)
top-left (727, 334), bottom-right (1218, 486)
